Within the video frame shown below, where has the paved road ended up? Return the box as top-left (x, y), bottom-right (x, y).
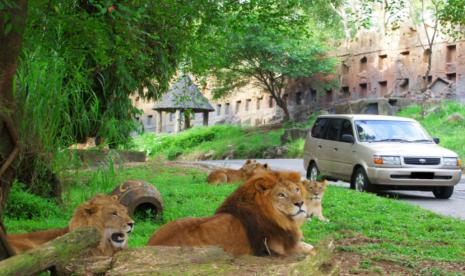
top-left (196, 159), bottom-right (465, 220)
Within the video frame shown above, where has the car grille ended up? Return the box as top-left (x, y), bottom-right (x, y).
top-left (403, 157), bottom-right (440, 165)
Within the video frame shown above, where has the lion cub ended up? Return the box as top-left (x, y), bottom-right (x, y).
top-left (303, 179), bottom-right (329, 222)
top-left (207, 159), bottom-right (270, 184)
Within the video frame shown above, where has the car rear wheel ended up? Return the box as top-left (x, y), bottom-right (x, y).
top-left (351, 167), bottom-right (374, 193)
top-left (307, 162), bottom-right (319, 181)
top-left (432, 186), bottom-right (454, 199)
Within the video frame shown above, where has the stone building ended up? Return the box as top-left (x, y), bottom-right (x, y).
top-left (133, 25), bottom-right (465, 133)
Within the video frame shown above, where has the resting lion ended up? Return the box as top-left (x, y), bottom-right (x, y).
top-left (7, 194), bottom-right (134, 256)
top-left (148, 171), bottom-right (313, 256)
top-left (207, 159), bottom-right (270, 184)
top-left (303, 179), bottom-right (329, 222)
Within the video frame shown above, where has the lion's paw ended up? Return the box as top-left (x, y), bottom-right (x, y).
top-left (297, 241), bottom-right (314, 254)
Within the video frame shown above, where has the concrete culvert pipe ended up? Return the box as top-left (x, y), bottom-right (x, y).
top-left (110, 180), bottom-right (164, 221)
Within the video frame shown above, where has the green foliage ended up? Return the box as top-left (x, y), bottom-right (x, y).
top-left (18, 0), bottom-right (224, 147)
top-left (133, 113), bottom-right (319, 160)
top-left (286, 139), bottom-right (306, 158)
top-left (132, 124), bottom-right (284, 160)
top-left (15, 46), bottom-right (98, 153)
top-left (5, 182), bottom-right (61, 220)
top-left (191, 0), bottom-right (337, 120)
top-left (398, 101), bottom-right (465, 161)
top-left (10, 0), bottom-right (228, 193)
top-left (439, 0), bottom-right (465, 38)
top-left (133, 125), bottom-right (245, 159)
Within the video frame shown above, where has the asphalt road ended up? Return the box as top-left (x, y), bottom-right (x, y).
top-left (196, 158), bottom-right (465, 220)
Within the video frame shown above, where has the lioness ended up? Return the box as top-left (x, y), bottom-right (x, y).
top-left (148, 171), bottom-right (313, 256)
top-left (7, 194), bottom-right (135, 256)
top-left (303, 179), bottom-right (329, 222)
top-left (207, 159), bottom-right (270, 184)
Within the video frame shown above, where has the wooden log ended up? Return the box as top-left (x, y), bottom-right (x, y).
top-left (0, 227), bottom-right (100, 276)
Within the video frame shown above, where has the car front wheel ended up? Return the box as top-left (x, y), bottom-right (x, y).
top-left (432, 186), bottom-right (454, 199)
top-left (351, 167), bottom-right (374, 193)
top-left (307, 162), bottom-right (319, 181)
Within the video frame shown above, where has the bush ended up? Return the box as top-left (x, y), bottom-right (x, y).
top-left (6, 182), bottom-right (61, 219)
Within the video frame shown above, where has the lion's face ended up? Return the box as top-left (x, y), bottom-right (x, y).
top-left (241, 160), bottom-right (271, 177)
top-left (270, 179), bottom-right (307, 221)
top-left (253, 172), bottom-right (308, 228)
top-left (69, 195), bottom-right (135, 255)
top-left (304, 180), bottom-right (327, 201)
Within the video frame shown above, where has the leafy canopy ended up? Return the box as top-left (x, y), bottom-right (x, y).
top-left (191, 0), bottom-right (337, 120)
top-left (16, 0), bottom-right (222, 148)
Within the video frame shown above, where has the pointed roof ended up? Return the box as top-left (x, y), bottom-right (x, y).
top-left (152, 75), bottom-right (214, 112)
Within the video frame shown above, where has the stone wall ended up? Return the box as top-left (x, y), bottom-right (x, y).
top-left (133, 25), bottom-right (465, 133)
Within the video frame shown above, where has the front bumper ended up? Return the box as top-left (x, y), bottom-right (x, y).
top-left (366, 167), bottom-right (462, 186)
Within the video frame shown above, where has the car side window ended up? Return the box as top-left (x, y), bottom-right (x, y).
top-left (325, 119), bottom-right (343, 141)
top-left (339, 120), bottom-right (354, 141)
top-left (311, 118), bottom-right (328, 139)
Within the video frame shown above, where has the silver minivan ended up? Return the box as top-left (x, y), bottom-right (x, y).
top-left (303, 114), bottom-right (462, 199)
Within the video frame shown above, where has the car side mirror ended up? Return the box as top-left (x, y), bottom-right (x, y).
top-left (341, 134), bottom-right (355, 143)
top-left (433, 137), bottom-right (440, 144)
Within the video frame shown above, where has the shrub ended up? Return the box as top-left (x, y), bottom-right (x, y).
top-left (6, 182), bottom-right (61, 219)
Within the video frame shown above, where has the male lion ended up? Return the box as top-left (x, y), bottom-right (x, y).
top-left (7, 194), bottom-right (135, 256)
top-left (303, 179), bottom-right (329, 222)
top-left (207, 159), bottom-right (270, 184)
top-left (148, 171), bottom-right (313, 256)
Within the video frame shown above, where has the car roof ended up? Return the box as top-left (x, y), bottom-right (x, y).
top-left (316, 114), bottom-right (416, 122)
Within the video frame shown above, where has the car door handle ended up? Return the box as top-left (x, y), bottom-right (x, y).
top-left (333, 147), bottom-right (338, 151)
top-left (318, 145), bottom-right (322, 149)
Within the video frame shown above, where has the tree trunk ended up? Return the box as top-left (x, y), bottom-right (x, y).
top-left (0, 227), bottom-right (100, 276)
top-left (274, 96), bottom-right (291, 122)
top-left (0, 0), bottom-right (29, 224)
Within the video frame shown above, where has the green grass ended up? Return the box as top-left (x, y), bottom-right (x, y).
top-left (5, 162), bottom-right (465, 267)
top-left (398, 101), bottom-right (465, 161)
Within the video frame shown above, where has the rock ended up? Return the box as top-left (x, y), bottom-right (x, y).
top-left (223, 145), bottom-right (235, 160)
top-left (317, 110), bottom-right (329, 116)
top-left (202, 150), bottom-right (215, 160)
top-left (263, 146), bottom-right (289, 159)
top-left (447, 112), bottom-right (464, 122)
top-left (281, 128), bottom-right (309, 144)
top-left (427, 106), bottom-right (442, 114)
top-left (334, 98), bottom-right (410, 115)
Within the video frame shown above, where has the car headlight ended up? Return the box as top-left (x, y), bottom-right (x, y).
top-left (443, 157), bottom-right (461, 167)
top-left (373, 155), bottom-right (401, 166)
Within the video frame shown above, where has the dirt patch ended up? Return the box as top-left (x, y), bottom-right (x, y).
top-left (170, 161), bottom-right (215, 173)
top-left (333, 251), bottom-right (465, 275)
top-left (333, 251), bottom-right (412, 275)
top-left (337, 234), bottom-right (383, 247)
top-left (333, 237), bottom-right (465, 275)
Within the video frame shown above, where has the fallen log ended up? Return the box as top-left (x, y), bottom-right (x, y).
top-left (0, 227), bottom-right (100, 276)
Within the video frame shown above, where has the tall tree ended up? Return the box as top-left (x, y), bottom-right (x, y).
top-left (0, 0), bottom-right (224, 218)
top-left (191, 0), bottom-right (337, 121)
top-left (0, 0), bottom-right (28, 227)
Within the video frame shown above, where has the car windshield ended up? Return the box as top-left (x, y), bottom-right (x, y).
top-left (355, 120), bottom-right (432, 142)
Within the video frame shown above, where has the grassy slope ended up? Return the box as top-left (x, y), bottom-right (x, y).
top-left (6, 162), bottom-right (465, 267)
top-left (398, 101), bottom-right (465, 160)
top-left (132, 101), bottom-right (464, 162)
top-left (132, 116), bottom-right (317, 160)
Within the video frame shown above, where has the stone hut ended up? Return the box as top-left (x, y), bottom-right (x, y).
top-left (153, 75), bottom-right (214, 133)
